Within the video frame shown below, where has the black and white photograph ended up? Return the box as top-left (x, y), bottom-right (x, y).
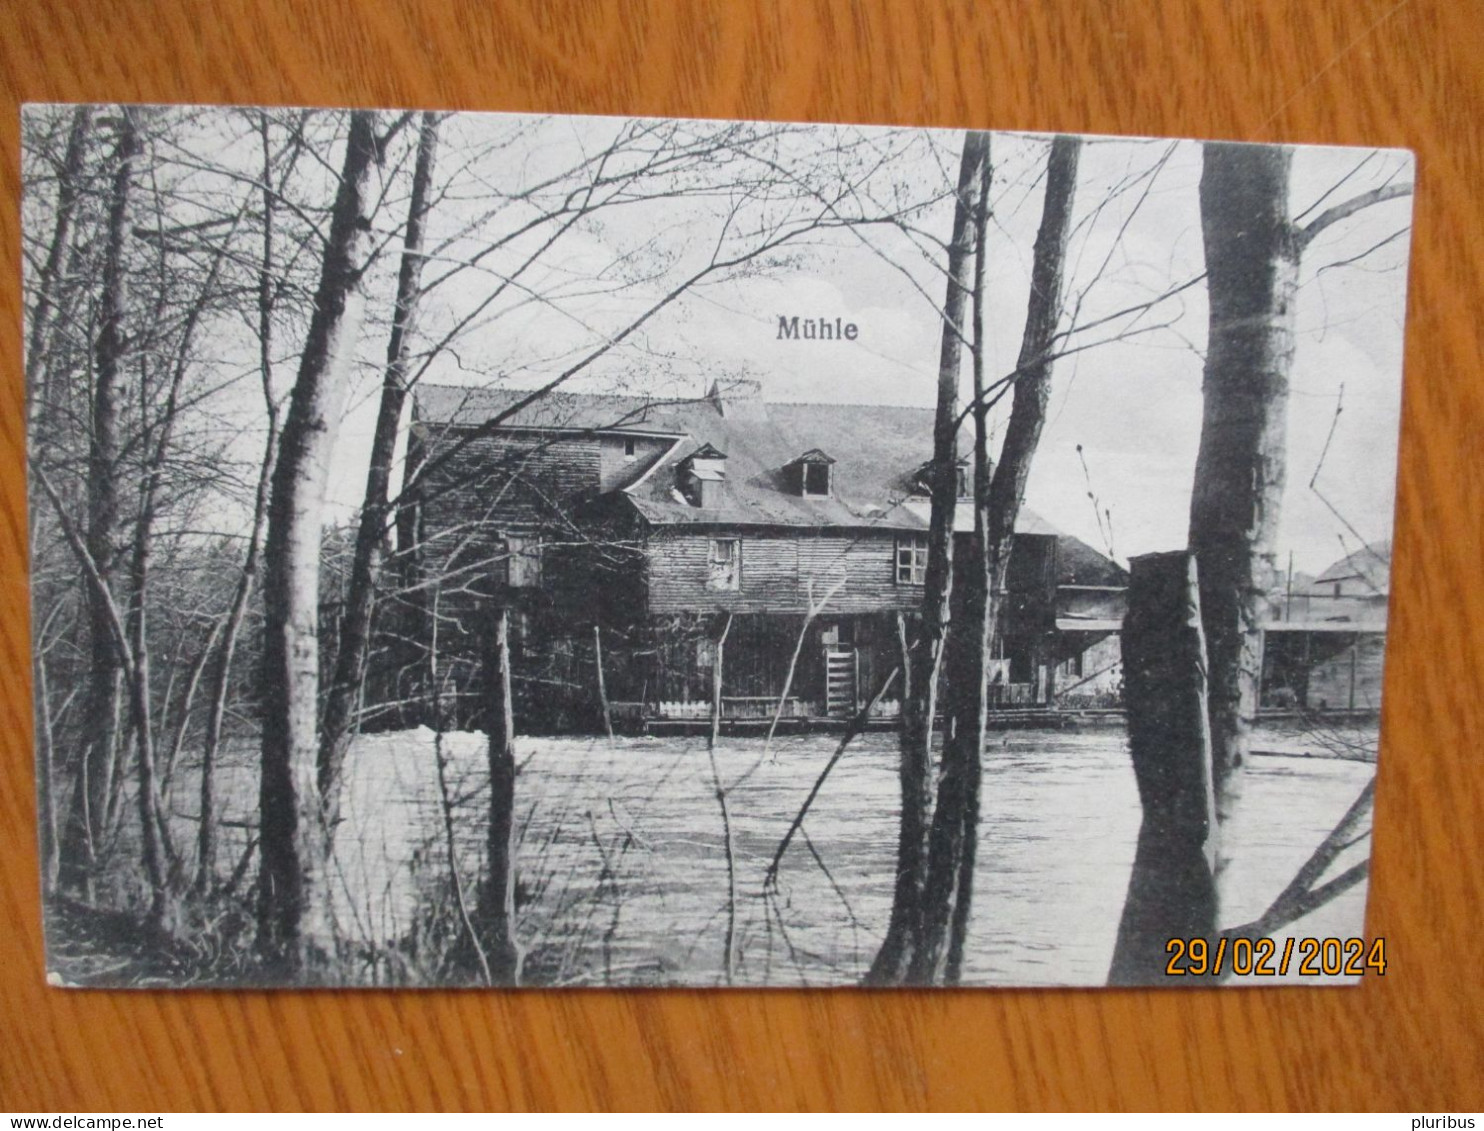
top-left (22, 104), bottom-right (1413, 988)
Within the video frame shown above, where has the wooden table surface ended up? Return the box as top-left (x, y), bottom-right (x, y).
top-left (2, 0), bottom-right (1481, 1112)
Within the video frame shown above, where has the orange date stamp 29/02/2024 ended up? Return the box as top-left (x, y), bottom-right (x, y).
top-left (1164, 937), bottom-right (1388, 977)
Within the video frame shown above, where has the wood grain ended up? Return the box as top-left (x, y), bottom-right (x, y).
top-left (2, 0), bottom-right (1481, 1112)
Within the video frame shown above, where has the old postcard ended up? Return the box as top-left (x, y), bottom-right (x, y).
top-left (21, 104), bottom-right (1412, 987)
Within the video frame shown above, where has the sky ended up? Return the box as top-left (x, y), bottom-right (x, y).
top-left (302, 112), bottom-right (1413, 579)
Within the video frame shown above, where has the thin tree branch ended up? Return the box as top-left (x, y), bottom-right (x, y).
top-left (1298, 183), bottom-right (1413, 247)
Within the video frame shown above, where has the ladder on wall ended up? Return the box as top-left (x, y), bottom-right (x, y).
top-left (824, 647), bottom-right (858, 716)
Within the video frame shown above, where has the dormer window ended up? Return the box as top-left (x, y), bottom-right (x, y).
top-left (679, 442), bottom-right (727, 508)
top-left (787, 449), bottom-right (836, 498)
top-left (914, 458), bottom-right (972, 499)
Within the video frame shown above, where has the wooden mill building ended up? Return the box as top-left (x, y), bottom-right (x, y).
top-left (388, 380), bottom-right (1128, 731)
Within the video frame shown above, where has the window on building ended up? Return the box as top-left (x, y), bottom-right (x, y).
top-left (1333, 581), bottom-right (1342, 597)
top-left (707, 538), bottom-right (741, 590)
top-left (802, 462), bottom-right (831, 496)
top-left (896, 536), bottom-right (928, 585)
top-left (623, 437), bottom-right (636, 459)
top-left (913, 460), bottom-right (971, 498)
top-left (788, 450), bottom-right (835, 497)
top-left (505, 534), bottom-right (541, 588)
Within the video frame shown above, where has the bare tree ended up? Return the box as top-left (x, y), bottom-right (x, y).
top-left (318, 112), bottom-right (441, 816)
top-left (1107, 143), bottom-right (1410, 981)
top-left (26, 105), bottom-right (94, 894)
top-left (58, 109), bottom-right (139, 897)
top-left (195, 112), bottom-right (293, 894)
top-left (863, 134), bottom-right (1083, 986)
top-left (25, 106), bottom-right (92, 415)
top-left (1191, 142), bottom-right (1410, 858)
top-left (257, 110), bottom-right (386, 974)
top-left (474, 605), bottom-right (524, 982)
top-left (912, 135), bottom-right (1082, 984)
top-left (867, 130), bottom-right (989, 985)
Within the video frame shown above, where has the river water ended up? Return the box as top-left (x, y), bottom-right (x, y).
top-left (327, 724), bottom-right (1377, 987)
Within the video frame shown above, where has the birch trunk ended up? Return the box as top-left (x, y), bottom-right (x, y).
top-left (1189, 142), bottom-right (1299, 850)
top-left (319, 112), bottom-right (440, 810)
top-left (257, 110), bottom-right (381, 975)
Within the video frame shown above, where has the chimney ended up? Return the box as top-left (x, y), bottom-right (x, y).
top-left (709, 377), bottom-right (767, 421)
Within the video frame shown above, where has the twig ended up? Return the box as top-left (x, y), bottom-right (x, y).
top-left (763, 665), bottom-right (901, 891)
top-left (429, 587), bottom-right (492, 985)
top-left (706, 613), bottom-right (738, 984)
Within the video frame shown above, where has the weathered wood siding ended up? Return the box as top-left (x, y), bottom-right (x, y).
top-left (545, 508), bottom-right (650, 627)
top-left (1305, 633), bottom-right (1387, 711)
top-left (644, 528), bottom-right (922, 616)
top-left (417, 427), bottom-right (600, 539)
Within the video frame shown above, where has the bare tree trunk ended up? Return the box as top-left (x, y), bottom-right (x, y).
top-left (476, 604), bottom-right (524, 983)
top-left (35, 654), bottom-right (59, 893)
top-left (866, 130), bottom-right (988, 985)
top-left (1107, 145), bottom-right (1409, 964)
top-left (126, 185), bottom-right (243, 916)
top-left (125, 569), bottom-right (174, 933)
top-left (35, 461), bottom-right (173, 928)
top-left (1108, 552), bottom-right (1219, 984)
top-left (125, 355), bottom-right (178, 915)
top-left (706, 612), bottom-right (737, 983)
top-left (428, 585), bottom-right (492, 984)
top-left (26, 107), bottom-right (93, 899)
top-left (60, 108), bottom-right (138, 897)
top-left (26, 105), bottom-right (92, 417)
top-left (918, 147), bottom-right (994, 985)
top-left (593, 624), bottom-right (615, 742)
top-left (320, 112), bottom-right (440, 811)
top-left (911, 133), bottom-right (1081, 985)
top-left (257, 110), bottom-right (381, 976)
top-left (1189, 142), bottom-right (1299, 849)
top-left (1189, 142), bottom-right (1407, 893)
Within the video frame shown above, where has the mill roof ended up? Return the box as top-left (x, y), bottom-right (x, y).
top-left (412, 381), bottom-right (1126, 586)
